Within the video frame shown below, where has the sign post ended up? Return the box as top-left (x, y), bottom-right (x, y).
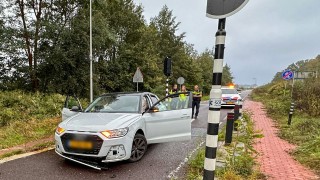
top-left (164, 57), bottom-right (172, 96)
top-left (177, 77), bottom-right (185, 90)
top-left (204, 1), bottom-right (249, 179)
top-left (133, 67), bottom-right (143, 92)
top-left (281, 70), bottom-right (295, 125)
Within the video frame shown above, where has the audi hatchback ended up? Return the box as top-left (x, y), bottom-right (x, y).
top-left (55, 92), bottom-right (192, 169)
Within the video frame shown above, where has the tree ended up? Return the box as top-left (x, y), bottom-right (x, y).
top-left (197, 49), bottom-right (214, 94)
top-left (0, 1), bottom-right (236, 98)
top-left (222, 64), bottom-right (233, 86)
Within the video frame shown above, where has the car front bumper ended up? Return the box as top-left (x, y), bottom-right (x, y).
top-left (55, 130), bottom-right (134, 163)
top-left (221, 100), bottom-right (242, 107)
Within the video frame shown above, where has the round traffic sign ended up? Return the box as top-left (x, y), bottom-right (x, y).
top-left (282, 70), bottom-right (294, 80)
top-left (206, 0), bottom-right (249, 19)
top-left (177, 77), bottom-right (185, 85)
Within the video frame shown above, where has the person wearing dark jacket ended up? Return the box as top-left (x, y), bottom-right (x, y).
top-left (192, 85), bottom-right (202, 119)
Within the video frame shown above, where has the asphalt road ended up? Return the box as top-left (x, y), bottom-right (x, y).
top-left (0, 91), bottom-right (250, 180)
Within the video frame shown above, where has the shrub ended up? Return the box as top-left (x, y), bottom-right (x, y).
top-left (0, 91), bottom-right (65, 126)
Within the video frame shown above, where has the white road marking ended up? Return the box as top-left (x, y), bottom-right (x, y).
top-left (168, 115), bottom-right (226, 179)
top-left (0, 146), bottom-right (54, 164)
top-left (167, 140), bottom-right (206, 179)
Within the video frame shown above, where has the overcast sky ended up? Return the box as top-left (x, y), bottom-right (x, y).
top-left (133, 0), bottom-right (320, 85)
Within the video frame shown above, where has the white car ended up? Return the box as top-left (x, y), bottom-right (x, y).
top-left (55, 92), bottom-right (192, 169)
top-left (221, 88), bottom-right (242, 107)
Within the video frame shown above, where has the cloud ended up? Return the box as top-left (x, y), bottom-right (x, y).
top-left (134, 0), bottom-right (320, 85)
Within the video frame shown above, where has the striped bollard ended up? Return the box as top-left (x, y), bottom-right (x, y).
top-left (288, 102), bottom-right (295, 125)
top-left (234, 105), bottom-right (240, 131)
top-left (203, 18), bottom-right (226, 180)
top-left (166, 78), bottom-right (169, 96)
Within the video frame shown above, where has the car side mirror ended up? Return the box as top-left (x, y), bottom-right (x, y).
top-left (71, 106), bottom-right (80, 112)
top-left (149, 106), bottom-right (159, 113)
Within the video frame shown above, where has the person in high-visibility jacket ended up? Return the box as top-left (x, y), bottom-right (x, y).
top-left (169, 84), bottom-right (178, 94)
top-left (192, 85), bottom-right (202, 119)
top-left (178, 85), bottom-right (188, 109)
top-left (169, 84), bottom-right (179, 110)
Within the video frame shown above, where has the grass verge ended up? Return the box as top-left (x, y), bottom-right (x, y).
top-left (0, 117), bottom-right (59, 149)
top-left (0, 141), bottom-right (55, 160)
top-left (186, 112), bottom-right (265, 180)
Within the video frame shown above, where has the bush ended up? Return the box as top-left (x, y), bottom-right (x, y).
top-left (0, 91), bottom-right (65, 126)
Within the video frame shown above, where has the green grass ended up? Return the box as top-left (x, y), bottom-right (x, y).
top-left (202, 95), bottom-right (210, 101)
top-left (0, 90), bottom-right (89, 150)
top-left (186, 113), bottom-right (264, 180)
top-left (32, 141), bottom-right (55, 150)
top-left (0, 117), bottom-right (60, 149)
top-left (0, 90), bottom-right (66, 127)
top-left (0, 150), bottom-right (24, 159)
top-left (0, 141), bottom-right (55, 160)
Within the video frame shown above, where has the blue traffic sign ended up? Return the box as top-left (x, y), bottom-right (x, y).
top-left (282, 70), bottom-right (294, 80)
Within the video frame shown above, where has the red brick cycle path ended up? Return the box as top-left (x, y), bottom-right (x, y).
top-left (243, 100), bottom-right (318, 180)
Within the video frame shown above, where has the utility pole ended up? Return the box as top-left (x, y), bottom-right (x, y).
top-left (89, 0), bottom-right (93, 102)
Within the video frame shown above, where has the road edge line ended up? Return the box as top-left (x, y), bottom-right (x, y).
top-left (0, 146), bottom-right (54, 164)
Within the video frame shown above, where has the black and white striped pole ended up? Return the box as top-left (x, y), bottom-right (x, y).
top-left (166, 78), bottom-right (169, 96)
top-left (205, 0), bottom-right (249, 179)
top-left (204, 18), bottom-right (226, 180)
top-left (164, 57), bottom-right (172, 96)
top-left (288, 102), bottom-right (295, 125)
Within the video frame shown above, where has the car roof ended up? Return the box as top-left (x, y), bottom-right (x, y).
top-left (221, 87), bottom-right (236, 89)
top-left (100, 92), bottom-right (155, 97)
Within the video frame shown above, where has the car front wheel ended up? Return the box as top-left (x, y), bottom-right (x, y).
top-left (128, 133), bottom-right (147, 162)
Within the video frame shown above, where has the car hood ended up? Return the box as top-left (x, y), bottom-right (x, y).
top-left (60, 113), bottom-right (141, 132)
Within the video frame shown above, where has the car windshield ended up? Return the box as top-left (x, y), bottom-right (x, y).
top-left (222, 89), bottom-right (238, 94)
top-left (85, 95), bottom-right (140, 113)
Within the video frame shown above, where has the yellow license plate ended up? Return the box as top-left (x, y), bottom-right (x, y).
top-left (227, 102), bottom-right (234, 104)
top-left (69, 140), bottom-right (93, 150)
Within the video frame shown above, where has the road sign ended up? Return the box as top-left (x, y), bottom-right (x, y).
top-left (282, 70), bottom-right (294, 80)
top-left (206, 0), bottom-right (249, 19)
top-left (133, 67), bottom-right (143, 83)
top-left (177, 77), bottom-right (185, 85)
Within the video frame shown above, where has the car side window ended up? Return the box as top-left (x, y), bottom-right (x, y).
top-left (154, 93), bottom-right (190, 112)
top-left (150, 95), bottom-right (159, 105)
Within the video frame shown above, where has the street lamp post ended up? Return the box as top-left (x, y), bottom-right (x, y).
top-left (89, 0), bottom-right (93, 102)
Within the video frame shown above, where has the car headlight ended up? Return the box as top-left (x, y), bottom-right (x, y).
top-left (101, 128), bottom-right (129, 139)
top-left (56, 126), bottom-right (65, 135)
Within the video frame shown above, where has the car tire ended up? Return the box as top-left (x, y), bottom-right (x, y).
top-left (128, 133), bottom-right (147, 163)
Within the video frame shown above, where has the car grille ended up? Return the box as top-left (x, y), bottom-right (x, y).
top-left (61, 133), bottom-right (103, 155)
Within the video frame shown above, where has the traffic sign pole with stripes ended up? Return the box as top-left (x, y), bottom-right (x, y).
top-left (204, 0), bottom-right (249, 179)
top-left (204, 18), bottom-right (226, 180)
top-left (288, 102), bottom-right (295, 125)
